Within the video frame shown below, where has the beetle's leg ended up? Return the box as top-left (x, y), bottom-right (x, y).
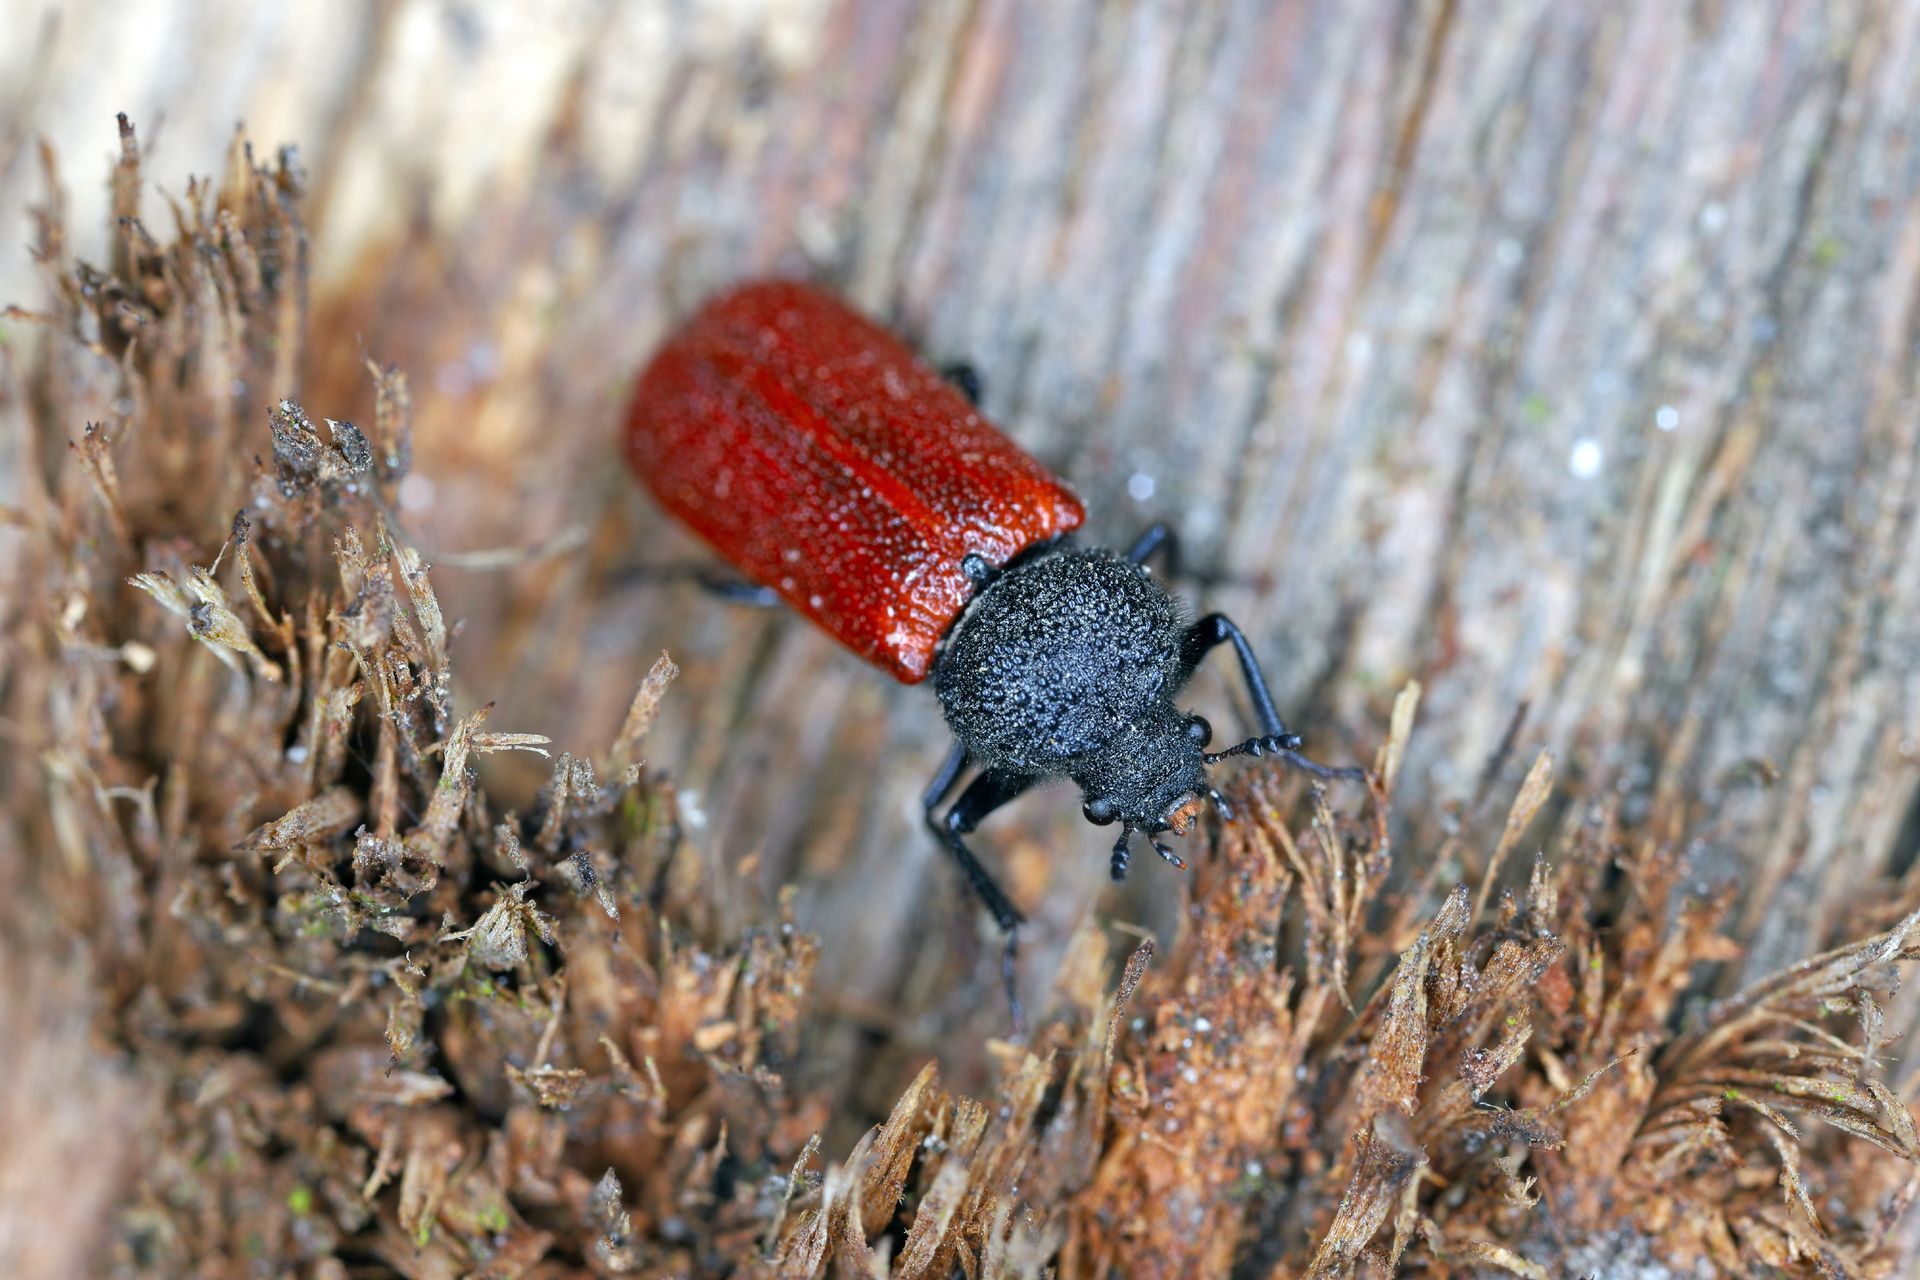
top-left (1124, 521), bottom-right (1180, 577)
top-left (939, 361), bottom-right (984, 407)
top-left (1179, 613), bottom-right (1290, 739)
top-left (1128, 523), bottom-right (1273, 590)
top-left (924, 764), bottom-right (1039, 1033)
top-left (921, 741), bottom-right (970, 814)
top-left (694, 571), bottom-right (781, 607)
top-left (931, 770), bottom-right (1033, 931)
top-left (1180, 613), bottom-right (1366, 782)
top-left (611, 562), bottom-right (782, 608)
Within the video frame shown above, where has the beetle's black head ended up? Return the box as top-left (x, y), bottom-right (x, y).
top-left (1072, 704), bottom-right (1215, 835)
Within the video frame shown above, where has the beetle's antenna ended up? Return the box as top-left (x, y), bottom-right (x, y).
top-left (1207, 734), bottom-right (1367, 782)
top-left (1204, 732), bottom-right (1298, 761)
top-left (1109, 826), bottom-right (1134, 882)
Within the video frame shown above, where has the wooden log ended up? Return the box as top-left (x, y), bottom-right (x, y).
top-left (6, 0), bottom-right (1919, 1096)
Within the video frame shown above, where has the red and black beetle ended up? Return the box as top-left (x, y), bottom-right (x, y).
top-left (624, 281), bottom-right (1358, 1022)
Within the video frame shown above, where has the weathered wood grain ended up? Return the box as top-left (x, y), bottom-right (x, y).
top-left (7, 0), bottom-right (1920, 1105)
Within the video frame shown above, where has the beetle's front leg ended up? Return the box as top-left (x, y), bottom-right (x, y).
top-left (1179, 612), bottom-right (1293, 741)
top-left (922, 760), bottom-right (1039, 1032)
top-left (1181, 613), bottom-right (1365, 782)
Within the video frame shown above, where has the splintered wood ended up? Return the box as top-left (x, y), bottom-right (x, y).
top-left (7, 115), bottom-right (1920, 1280)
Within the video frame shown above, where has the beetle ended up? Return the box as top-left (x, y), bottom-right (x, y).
top-left (624, 280), bottom-right (1360, 1025)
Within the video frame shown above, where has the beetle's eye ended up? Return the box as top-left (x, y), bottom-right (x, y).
top-left (1186, 715), bottom-right (1212, 746)
top-left (1082, 797), bottom-right (1116, 826)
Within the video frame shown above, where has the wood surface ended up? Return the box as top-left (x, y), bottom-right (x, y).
top-left (6, 0), bottom-right (1920, 1204)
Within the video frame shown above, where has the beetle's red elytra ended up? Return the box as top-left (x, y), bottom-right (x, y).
top-left (624, 281), bottom-right (1085, 682)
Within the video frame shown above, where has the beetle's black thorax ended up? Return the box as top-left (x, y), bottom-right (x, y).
top-left (933, 547), bottom-right (1205, 826)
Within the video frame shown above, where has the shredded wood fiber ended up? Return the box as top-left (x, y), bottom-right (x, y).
top-left (4, 125), bottom-right (1918, 1279)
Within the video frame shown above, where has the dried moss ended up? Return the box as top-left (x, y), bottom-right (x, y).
top-left (4, 125), bottom-right (1919, 1278)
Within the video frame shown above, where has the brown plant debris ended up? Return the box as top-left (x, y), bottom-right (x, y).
top-left (4, 125), bottom-right (1920, 1279)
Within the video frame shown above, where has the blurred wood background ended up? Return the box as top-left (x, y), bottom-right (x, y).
top-left (6, 0), bottom-right (1920, 1208)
